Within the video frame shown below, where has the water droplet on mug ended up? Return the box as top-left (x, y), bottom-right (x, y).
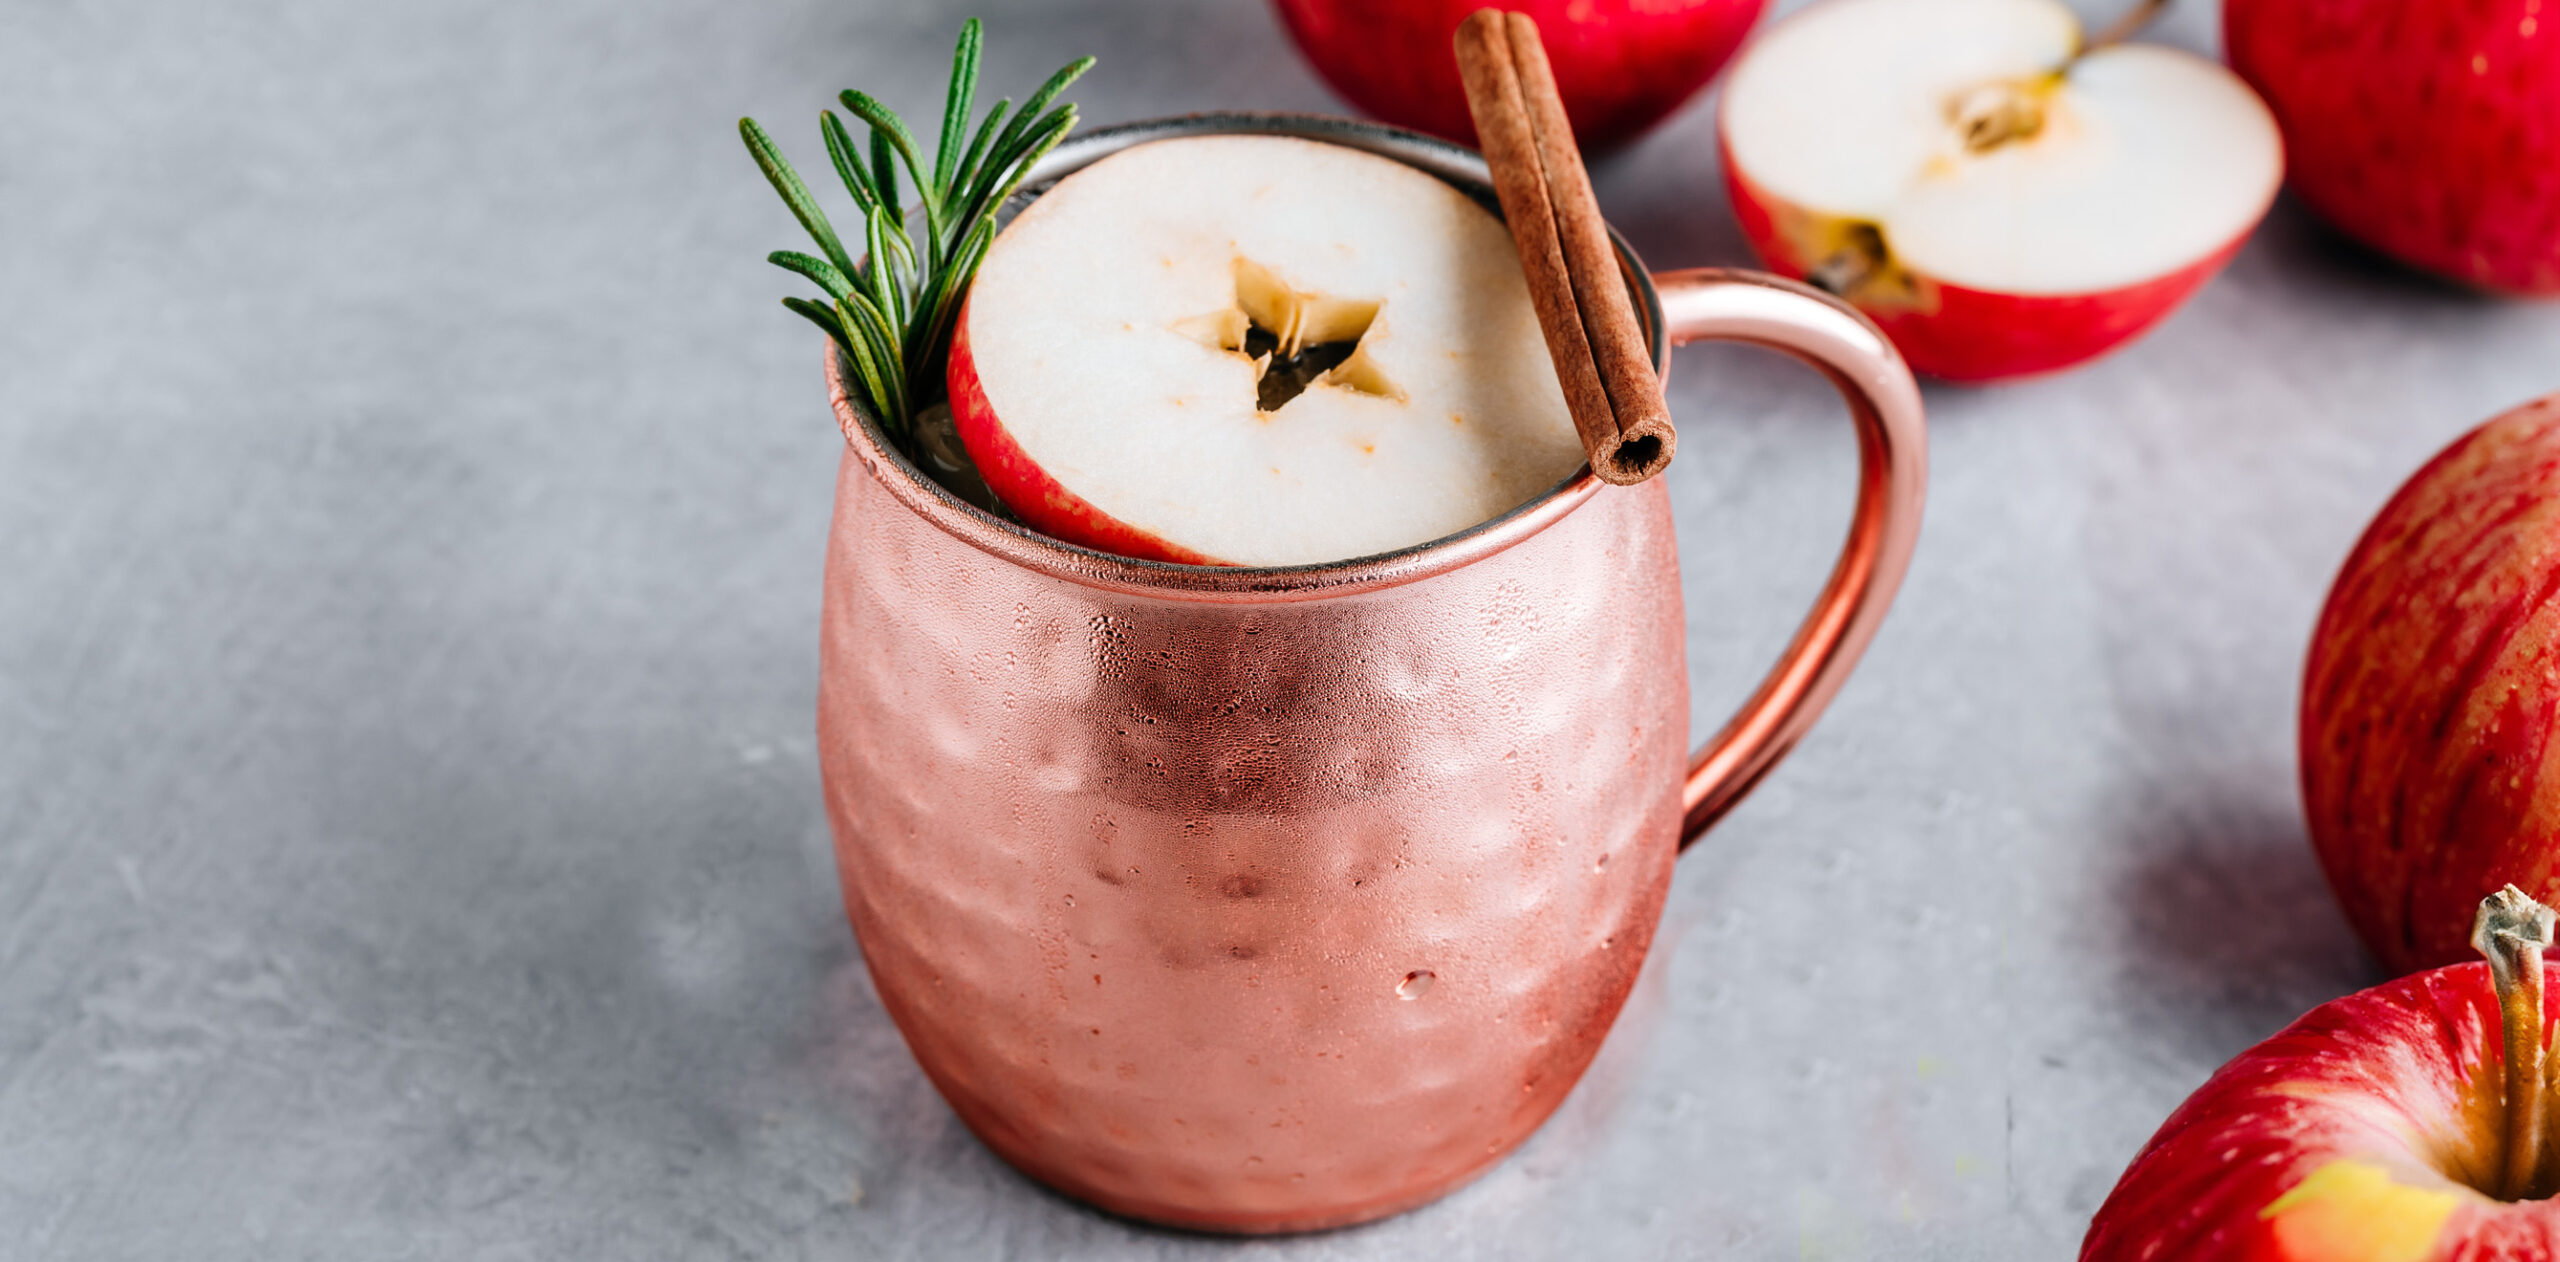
top-left (1397, 970), bottom-right (1435, 1000)
top-left (1594, 852), bottom-right (1610, 872)
top-left (1062, 894), bottom-right (1074, 907)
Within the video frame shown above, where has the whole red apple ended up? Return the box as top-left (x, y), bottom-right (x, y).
top-left (2227, 0), bottom-right (2560, 295)
top-left (2084, 888), bottom-right (2560, 1261)
top-left (1717, 0), bottom-right (2283, 382)
top-left (2303, 392), bottom-right (2560, 974)
top-left (1268, 0), bottom-right (1763, 153)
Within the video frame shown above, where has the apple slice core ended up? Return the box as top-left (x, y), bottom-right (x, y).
top-left (954, 135), bottom-right (1585, 568)
top-left (1721, 0), bottom-right (2282, 298)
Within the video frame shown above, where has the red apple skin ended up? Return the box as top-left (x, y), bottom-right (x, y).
top-left (2302, 394), bottom-right (2560, 975)
top-left (1721, 143), bottom-right (2248, 382)
top-left (1270, 0), bottom-right (1765, 154)
top-left (946, 306), bottom-right (1224, 567)
top-left (2227, 0), bottom-right (2560, 296)
top-left (2082, 961), bottom-right (2557, 1261)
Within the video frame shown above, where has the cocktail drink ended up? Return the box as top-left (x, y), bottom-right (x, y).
top-left (810, 112), bottom-right (1923, 1232)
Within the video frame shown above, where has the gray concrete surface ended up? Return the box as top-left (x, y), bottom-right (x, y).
top-left (7, 0), bottom-right (2560, 1256)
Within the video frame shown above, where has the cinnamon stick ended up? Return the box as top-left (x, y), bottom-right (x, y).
top-left (1453, 9), bottom-right (1676, 486)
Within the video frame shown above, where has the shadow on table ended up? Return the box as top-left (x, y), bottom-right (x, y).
top-left (2102, 773), bottom-right (2379, 1069)
top-left (2248, 195), bottom-right (2505, 308)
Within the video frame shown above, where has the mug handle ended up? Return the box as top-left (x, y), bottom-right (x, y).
top-left (1651, 269), bottom-right (1929, 848)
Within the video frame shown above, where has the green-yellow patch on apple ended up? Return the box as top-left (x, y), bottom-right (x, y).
top-left (2259, 1160), bottom-right (2460, 1261)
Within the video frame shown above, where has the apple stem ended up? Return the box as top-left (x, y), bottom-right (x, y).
top-left (1953, 0), bottom-right (2165, 160)
top-left (2475, 884), bottom-right (2558, 1200)
top-left (2083, 0), bottom-right (2172, 53)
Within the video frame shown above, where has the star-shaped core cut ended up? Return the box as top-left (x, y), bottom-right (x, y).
top-left (1175, 257), bottom-right (1402, 413)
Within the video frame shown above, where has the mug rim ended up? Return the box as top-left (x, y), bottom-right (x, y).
top-left (828, 111), bottom-right (1668, 605)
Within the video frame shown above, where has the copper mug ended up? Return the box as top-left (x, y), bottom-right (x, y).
top-left (817, 114), bottom-right (1925, 1234)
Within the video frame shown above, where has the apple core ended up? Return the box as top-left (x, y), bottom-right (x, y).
top-left (1173, 256), bottom-right (1401, 414)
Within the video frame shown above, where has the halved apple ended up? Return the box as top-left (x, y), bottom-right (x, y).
top-left (1717, 0), bottom-right (2283, 382)
top-left (948, 134), bottom-right (1586, 567)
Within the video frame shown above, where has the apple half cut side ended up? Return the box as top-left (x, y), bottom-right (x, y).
top-left (1717, 0), bottom-right (2282, 382)
top-left (948, 134), bottom-right (1585, 568)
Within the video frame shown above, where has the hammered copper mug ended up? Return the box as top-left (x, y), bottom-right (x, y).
top-left (816, 114), bottom-right (1926, 1234)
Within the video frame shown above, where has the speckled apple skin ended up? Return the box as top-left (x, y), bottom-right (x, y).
top-left (1721, 151), bottom-right (2246, 382)
top-left (1271, 0), bottom-right (1764, 154)
top-left (2302, 393), bottom-right (2560, 975)
top-left (2228, 0), bottom-right (2560, 295)
top-left (2082, 962), bottom-right (2560, 1262)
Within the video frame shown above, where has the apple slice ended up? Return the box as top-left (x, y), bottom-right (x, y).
top-left (948, 134), bottom-right (1586, 568)
top-left (1717, 0), bottom-right (2283, 382)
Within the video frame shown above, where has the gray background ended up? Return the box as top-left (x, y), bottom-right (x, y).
top-left (6, 0), bottom-right (2557, 1256)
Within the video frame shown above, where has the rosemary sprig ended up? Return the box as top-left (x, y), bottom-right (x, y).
top-left (742, 19), bottom-right (1093, 436)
